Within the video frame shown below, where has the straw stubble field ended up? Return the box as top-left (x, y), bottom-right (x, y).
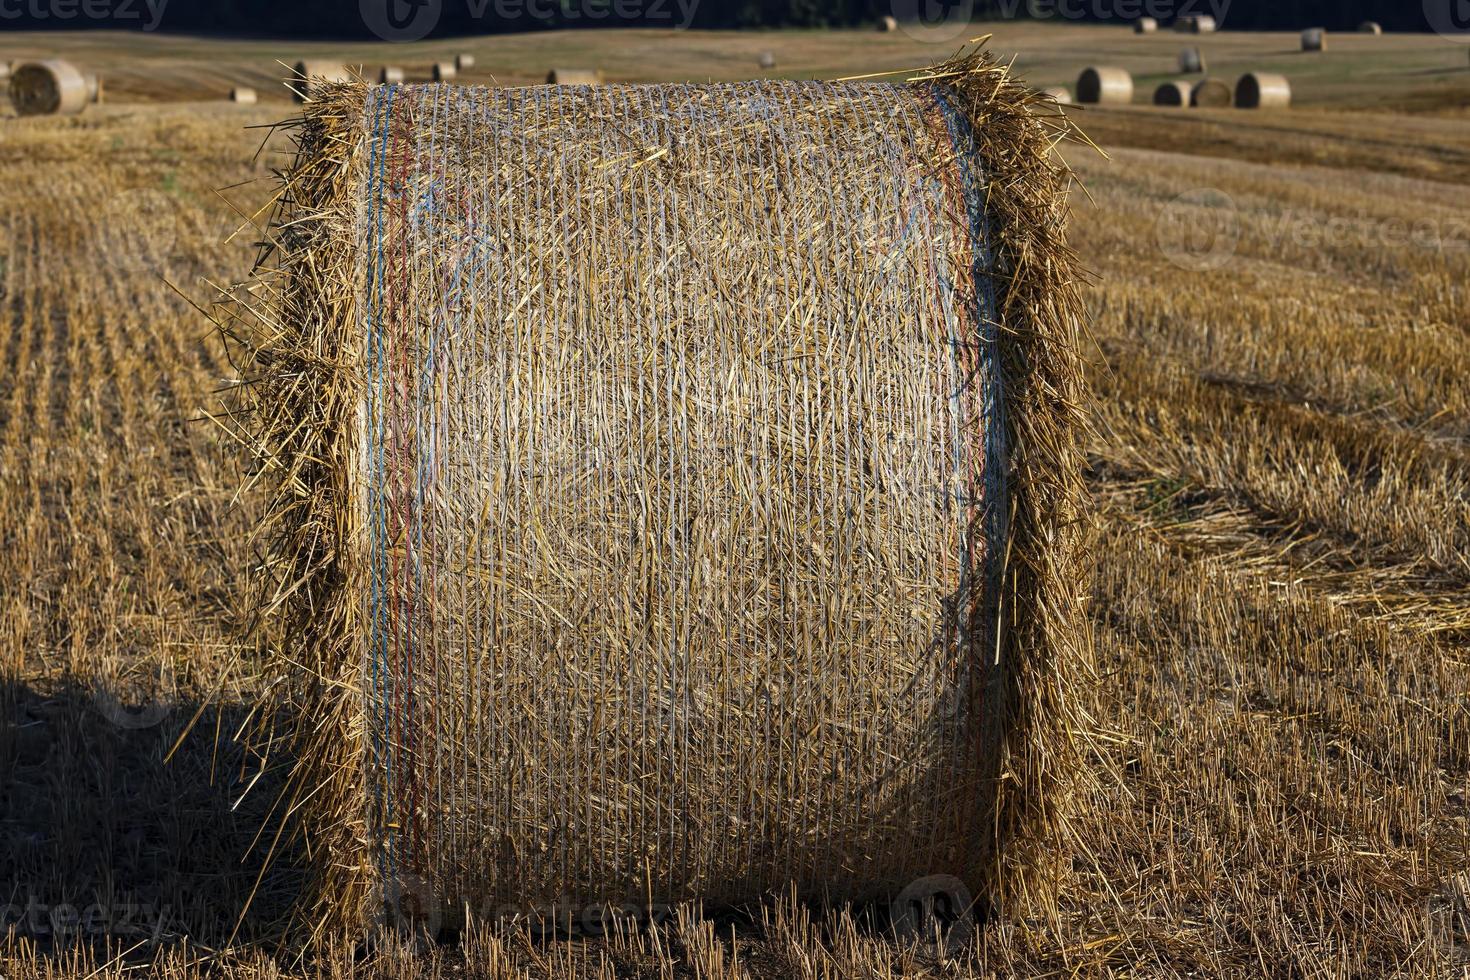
top-left (1, 34), bottom-right (1469, 980)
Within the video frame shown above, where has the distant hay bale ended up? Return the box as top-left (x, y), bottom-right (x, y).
top-left (291, 60), bottom-right (351, 102)
top-left (1176, 15), bottom-right (1216, 33)
top-left (1178, 46), bottom-right (1205, 73)
top-left (878, 14), bottom-right (898, 31)
top-left (229, 86), bottom-right (257, 104)
top-left (379, 66), bottom-right (404, 84)
top-left (84, 72), bottom-right (102, 104)
top-left (431, 61), bottom-right (456, 81)
top-left (1040, 85), bottom-right (1072, 104)
top-left (7, 60), bottom-right (89, 116)
top-left (1301, 28), bottom-right (1326, 52)
top-left (1190, 77), bottom-right (1232, 107)
top-left (1153, 80), bottom-right (1192, 106)
top-left (454, 53), bottom-right (474, 70)
top-left (238, 53), bottom-right (1092, 936)
top-left (1076, 65), bottom-right (1133, 104)
top-left (758, 50), bottom-right (776, 70)
top-left (1236, 71), bottom-right (1291, 109)
top-left (1357, 21), bottom-right (1382, 34)
top-left (545, 67), bottom-right (604, 85)
top-left (1134, 16), bottom-right (1157, 33)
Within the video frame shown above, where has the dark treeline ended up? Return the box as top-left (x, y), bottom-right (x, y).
top-left (0, 0), bottom-right (1445, 37)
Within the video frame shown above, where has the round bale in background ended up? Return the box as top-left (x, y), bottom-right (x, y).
top-left (291, 60), bottom-right (351, 103)
top-left (1040, 85), bottom-right (1072, 104)
top-left (1301, 28), bottom-right (1326, 52)
top-left (380, 66), bottom-right (404, 84)
top-left (546, 67), bottom-right (604, 85)
top-left (1077, 66), bottom-right (1133, 104)
top-left (229, 86), bottom-right (257, 104)
top-left (1190, 77), bottom-right (1233, 107)
top-left (878, 14), bottom-right (898, 31)
top-left (84, 72), bottom-right (103, 104)
top-left (1176, 15), bottom-right (1216, 33)
top-left (1236, 72), bottom-right (1291, 109)
top-left (1357, 21), bottom-right (1382, 34)
top-left (1178, 47), bottom-right (1205, 73)
top-left (455, 53), bottom-right (474, 71)
top-left (8, 60), bottom-right (89, 116)
top-left (432, 61), bottom-right (456, 81)
top-left (1134, 16), bottom-right (1157, 33)
top-left (758, 50), bottom-right (776, 70)
top-left (1153, 80), bottom-right (1192, 106)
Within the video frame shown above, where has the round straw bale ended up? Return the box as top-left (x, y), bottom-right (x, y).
top-left (1040, 85), bottom-right (1072, 104)
top-left (1153, 80), bottom-right (1192, 106)
top-left (7, 60), bottom-right (89, 116)
top-left (878, 14), bottom-right (897, 31)
top-left (244, 56), bottom-right (1091, 933)
top-left (431, 61), bottom-right (456, 81)
top-left (1178, 46), bottom-right (1205, 73)
top-left (545, 67), bottom-right (604, 85)
top-left (1190, 77), bottom-right (1232, 107)
top-left (379, 66), bottom-right (404, 84)
top-left (84, 72), bottom-right (102, 104)
top-left (1076, 65), bottom-right (1133, 104)
top-left (1176, 14), bottom-right (1216, 33)
top-left (454, 53), bottom-right (474, 70)
top-left (229, 86), bottom-right (257, 104)
top-left (1236, 71), bottom-right (1291, 109)
top-left (291, 60), bottom-right (351, 102)
top-left (758, 50), bottom-right (776, 70)
top-left (1134, 16), bottom-right (1157, 33)
top-left (1301, 28), bottom-right (1326, 52)
top-left (1357, 21), bottom-right (1382, 34)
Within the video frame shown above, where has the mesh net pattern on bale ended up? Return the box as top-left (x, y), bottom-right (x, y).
top-left (234, 52), bottom-right (1091, 937)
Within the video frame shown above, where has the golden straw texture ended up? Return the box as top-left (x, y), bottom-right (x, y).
top-left (231, 50), bottom-right (1091, 941)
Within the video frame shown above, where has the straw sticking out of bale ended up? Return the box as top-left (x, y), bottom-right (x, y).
top-left (8, 60), bottom-right (89, 116)
top-left (1190, 77), bottom-right (1232, 107)
top-left (545, 67), bottom-right (604, 85)
top-left (1077, 65), bottom-right (1133, 104)
top-left (233, 49), bottom-right (1093, 937)
top-left (1236, 71), bottom-right (1291, 109)
top-left (1358, 21), bottom-right (1382, 34)
top-left (1178, 47), bottom-right (1205, 73)
top-left (1301, 28), bottom-right (1326, 52)
top-left (379, 66), bottom-right (404, 84)
top-left (878, 14), bottom-right (897, 31)
top-left (454, 53), bottom-right (474, 70)
top-left (758, 50), bottom-right (776, 70)
top-left (1153, 80), bottom-right (1192, 106)
top-left (431, 61), bottom-right (456, 81)
top-left (291, 60), bottom-right (351, 103)
top-left (1134, 16), bottom-right (1157, 33)
top-left (229, 86), bottom-right (257, 104)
